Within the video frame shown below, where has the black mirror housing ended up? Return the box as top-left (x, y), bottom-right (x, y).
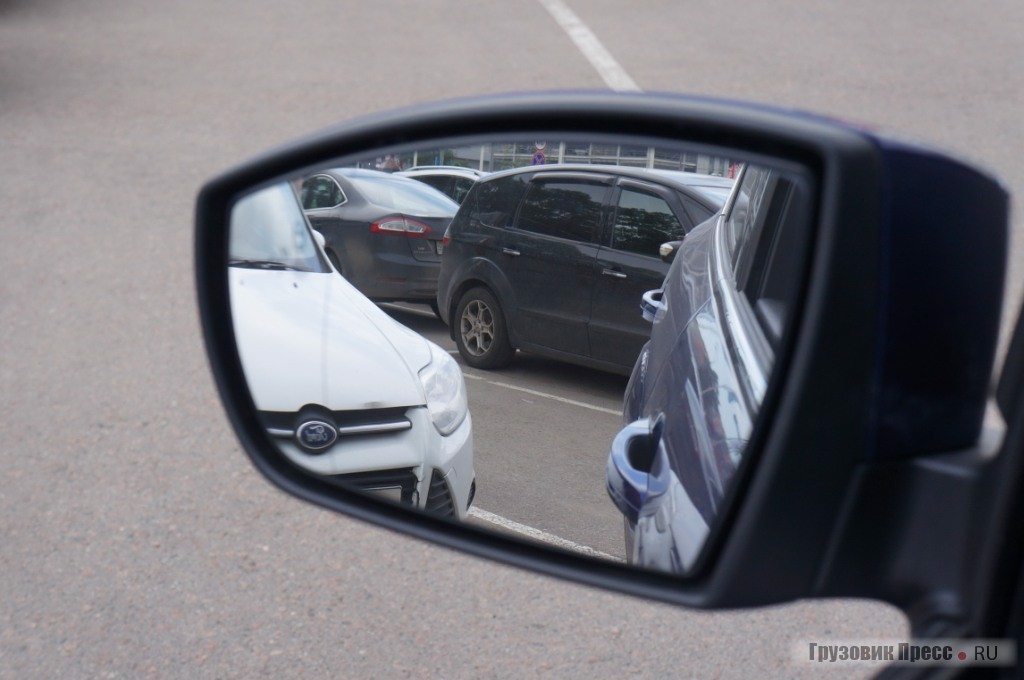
top-left (196, 91), bottom-right (1008, 619)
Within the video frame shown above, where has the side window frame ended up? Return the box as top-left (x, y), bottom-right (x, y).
top-left (606, 179), bottom-right (689, 257)
top-left (710, 162), bottom-right (815, 412)
top-left (732, 173), bottom-right (779, 290)
top-left (711, 165), bottom-right (776, 404)
top-left (743, 177), bottom-right (812, 347)
top-left (720, 165), bottom-right (770, 274)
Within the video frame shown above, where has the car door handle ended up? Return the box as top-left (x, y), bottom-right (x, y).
top-left (602, 268), bottom-right (627, 279)
top-left (606, 417), bottom-right (669, 524)
top-left (641, 288), bottom-right (666, 323)
top-left (502, 248), bottom-right (520, 257)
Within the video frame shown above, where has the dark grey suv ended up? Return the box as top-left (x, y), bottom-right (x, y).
top-left (436, 164), bottom-right (732, 374)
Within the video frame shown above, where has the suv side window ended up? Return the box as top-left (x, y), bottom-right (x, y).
top-left (300, 175), bottom-right (346, 210)
top-left (612, 188), bottom-right (684, 257)
top-left (517, 180), bottom-right (606, 242)
top-left (468, 175), bottom-right (525, 229)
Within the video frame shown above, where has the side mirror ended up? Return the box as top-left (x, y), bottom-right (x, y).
top-left (196, 92), bottom-right (1009, 620)
top-left (659, 240), bottom-right (681, 263)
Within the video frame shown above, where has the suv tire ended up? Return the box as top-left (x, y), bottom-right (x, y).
top-left (454, 287), bottom-right (515, 369)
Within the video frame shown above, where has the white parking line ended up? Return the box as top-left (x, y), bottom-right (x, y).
top-left (469, 506), bottom-right (622, 562)
top-left (462, 371), bottom-right (621, 416)
top-left (536, 0), bottom-right (642, 92)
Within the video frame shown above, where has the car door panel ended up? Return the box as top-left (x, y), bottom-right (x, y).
top-left (503, 177), bottom-right (608, 356)
top-left (589, 181), bottom-right (688, 367)
top-left (502, 229), bottom-right (599, 356)
top-left (591, 247), bottom-right (669, 367)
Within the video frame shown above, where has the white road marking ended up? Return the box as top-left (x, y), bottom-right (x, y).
top-left (469, 506), bottom-right (622, 562)
top-left (462, 372), bottom-right (621, 416)
top-left (536, 0), bottom-right (642, 92)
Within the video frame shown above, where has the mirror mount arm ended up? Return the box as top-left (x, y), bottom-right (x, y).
top-left (197, 91), bottom-right (1012, 619)
top-left (813, 441), bottom-right (1001, 635)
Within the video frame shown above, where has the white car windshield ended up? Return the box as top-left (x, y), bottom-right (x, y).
top-left (229, 183), bottom-right (326, 272)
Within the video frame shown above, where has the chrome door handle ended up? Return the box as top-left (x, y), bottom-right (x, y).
top-left (602, 268), bottom-right (627, 279)
top-left (502, 248), bottom-right (520, 257)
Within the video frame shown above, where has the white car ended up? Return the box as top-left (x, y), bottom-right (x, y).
top-left (228, 182), bottom-right (475, 519)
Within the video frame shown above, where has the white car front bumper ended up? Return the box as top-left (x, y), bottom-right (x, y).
top-left (272, 406), bottom-right (475, 520)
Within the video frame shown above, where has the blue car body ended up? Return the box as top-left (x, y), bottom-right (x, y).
top-left (609, 164), bottom-right (805, 573)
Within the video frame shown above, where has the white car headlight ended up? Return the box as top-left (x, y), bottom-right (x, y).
top-left (418, 343), bottom-right (468, 436)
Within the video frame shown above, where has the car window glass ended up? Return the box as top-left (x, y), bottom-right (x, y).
top-left (348, 174), bottom-right (458, 216)
top-left (452, 177), bottom-right (475, 204)
top-left (517, 180), bottom-right (605, 242)
top-left (415, 175), bottom-right (453, 197)
top-left (469, 175), bottom-right (525, 228)
top-left (230, 183), bottom-right (324, 272)
top-left (679, 194), bottom-right (715, 226)
top-left (300, 175), bottom-right (346, 210)
top-left (612, 188), bottom-right (683, 256)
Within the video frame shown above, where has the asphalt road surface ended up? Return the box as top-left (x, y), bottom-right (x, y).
top-left (4, 1), bottom-right (1022, 678)
top-left (383, 303), bottom-right (629, 560)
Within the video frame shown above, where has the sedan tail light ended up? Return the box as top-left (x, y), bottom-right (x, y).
top-left (370, 217), bottom-right (431, 238)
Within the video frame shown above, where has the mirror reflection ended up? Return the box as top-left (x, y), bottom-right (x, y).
top-left (228, 134), bottom-right (811, 576)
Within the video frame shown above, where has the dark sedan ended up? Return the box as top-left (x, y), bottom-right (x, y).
top-left (300, 168), bottom-right (459, 305)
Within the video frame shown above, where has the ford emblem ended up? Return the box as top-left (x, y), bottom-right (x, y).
top-left (296, 420), bottom-right (338, 452)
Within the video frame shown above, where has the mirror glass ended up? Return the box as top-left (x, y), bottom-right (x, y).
top-left (227, 133), bottom-right (813, 576)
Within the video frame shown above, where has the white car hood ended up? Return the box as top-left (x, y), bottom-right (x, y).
top-left (230, 267), bottom-right (431, 412)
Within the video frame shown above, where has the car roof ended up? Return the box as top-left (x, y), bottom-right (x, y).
top-left (320, 167), bottom-right (410, 179)
top-left (479, 163), bottom-right (734, 207)
top-left (397, 166), bottom-right (488, 178)
top-left (317, 167), bottom-right (451, 188)
top-left (647, 169), bottom-right (736, 189)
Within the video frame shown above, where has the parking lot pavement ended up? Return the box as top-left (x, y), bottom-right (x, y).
top-left (381, 304), bottom-right (629, 557)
